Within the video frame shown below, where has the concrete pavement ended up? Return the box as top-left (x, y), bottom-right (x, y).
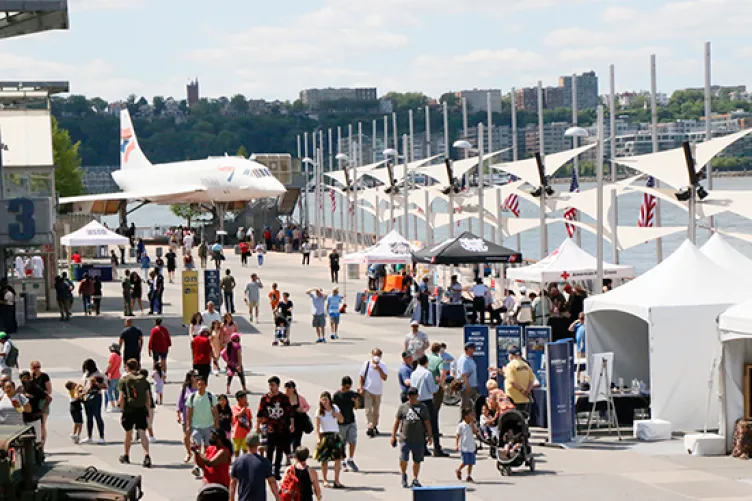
top-left (14, 247), bottom-right (752, 500)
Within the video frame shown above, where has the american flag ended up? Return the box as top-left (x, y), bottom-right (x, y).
top-left (503, 174), bottom-right (520, 217)
top-left (638, 176), bottom-right (657, 227)
top-left (563, 168), bottom-right (579, 238)
top-left (349, 200), bottom-right (355, 216)
top-left (329, 189), bottom-right (336, 213)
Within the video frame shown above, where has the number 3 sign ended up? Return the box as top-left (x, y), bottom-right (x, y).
top-left (0, 197), bottom-right (52, 246)
top-left (8, 198), bottom-right (35, 241)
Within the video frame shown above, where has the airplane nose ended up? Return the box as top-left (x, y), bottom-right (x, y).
top-left (269, 178), bottom-right (287, 196)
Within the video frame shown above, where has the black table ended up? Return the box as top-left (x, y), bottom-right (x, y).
top-left (439, 303), bottom-right (466, 327)
top-left (530, 389), bottom-right (650, 428)
top-left (548, 316), bottom-right (573, 342)
top-left (370, 293), bottom-right (410, 317)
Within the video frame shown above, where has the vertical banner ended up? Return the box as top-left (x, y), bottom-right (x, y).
top-left (464, 325), bottom-right (490, 396)
top-left (496, 325), bottom-right (523, 389)
top-left (546, 340), bottom-right (576, 444)
top-left (203, 269), bottom-right (221, 309)
top-left (524, 326), bottom-right (551, 381)
top-left (181, 270), bottom-right (199, 324)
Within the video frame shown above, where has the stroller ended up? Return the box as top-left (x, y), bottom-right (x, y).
top-left (474, 396), bottom-right (535, 476)
top-left (273, 314), bottom-right (290, 346)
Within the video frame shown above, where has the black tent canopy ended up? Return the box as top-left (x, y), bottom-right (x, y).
top-left (412, 231), bottom-right (522, 265)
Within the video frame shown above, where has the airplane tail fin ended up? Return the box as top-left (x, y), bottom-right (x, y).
top-left (120, 108), bottom-right (152, 169)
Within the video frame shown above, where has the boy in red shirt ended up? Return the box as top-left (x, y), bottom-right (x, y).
top-left (231, 391), bottom-right (253, 458)
top-left (191, 326), bottom-right (213, 381)
top-left (148, 317), bottom-right (172, 381)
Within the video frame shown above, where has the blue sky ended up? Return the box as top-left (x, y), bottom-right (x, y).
top-left (1, 0), bottom-right (750, 101)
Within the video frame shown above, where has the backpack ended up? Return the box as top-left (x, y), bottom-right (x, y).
top-left (188, 391), bottom-right (215, 411)
top-left (279, 467), bottom-right (300, 501)
top-left (123, 374), bottom-right (151, 409)
top-left (516, 299), bottom-right (534, 324)
top-left (5, 341), bottom-right (18, 368)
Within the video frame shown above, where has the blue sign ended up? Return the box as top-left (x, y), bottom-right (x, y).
top-left (524, 326), bottom-right (551, 382)
top-left (203, 269), bottom-right (222, 308)
top-left (545, 340), bottom-right (576, 444)
top-left (463, 324), bottom-right (489, 396)
top-left (496, 325), bottom-right (522, 389)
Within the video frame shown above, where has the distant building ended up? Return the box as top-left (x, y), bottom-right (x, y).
top-left (187, 79), bottom-right (200, 108)
top-left (560, 71), bottom-right (599, 110)
top-left (456, 89), bottom-right (502, 113)
top-left (82, 165), bottom-right (119, 194)
top-left (515, 87), bottom-right (538, 112)
top-left (299, 87), bottom-right (378, 109)
top-left (544, 86), bottom-right (565, 110)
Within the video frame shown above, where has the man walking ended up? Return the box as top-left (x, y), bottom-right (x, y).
top-left (427, 342), bottom-right (448, 424)
top-left (118, 318), bottom-right (143, 368)
top-left (412, 355), bottom-right (447, 457)
top-left (503, 346), bottom-right (535, 416)
top-left (147, 317), bottom-right (171, 380)
top-left (230, 432), bottom-right (279, 501)
top-left (121, 271), bottom-right (133, 317)
top-left (418, 277), bottom-right (430, 325)
top-left (398, 351), bottom-right (414, 403)
top-left (201, 301), bottom-right (222, 327)
top-left (305, 288), bottom-right (327, 343)
top-left (117, 359), bottom-right (152, 467)
top-left (244, 274), bottom-right (263, 323)
top-left (359, 348), bottom-right (388, 437)
top-left (404, 320), bottom-right (430, 359)
top-left (391, 387), bottom-right (432, 489)
top-left (221, 269), bottom-right (236, 314)
top-left (456, 342), bottom-right (479, 418)
top-left (191, 326), bottom-right (213, 382)
top-left (329, 248), bottom-right (340, 283)
top-left (257, 376), bottom-right (293, 480)
top-left (185, 376), bottom-right (219, 477)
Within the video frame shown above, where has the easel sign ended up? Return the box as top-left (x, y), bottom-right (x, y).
top-left (589, 352), bottom-right (614, 403)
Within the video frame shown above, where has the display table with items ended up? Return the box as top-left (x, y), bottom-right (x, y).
top-left (70, 263), bottom-right (115, 282)
top-left (355, 291), bottom-right (410, 317)
top-left (529, 388), bottom-right (650, 429)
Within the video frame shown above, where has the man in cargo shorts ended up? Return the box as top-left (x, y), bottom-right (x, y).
top-left (306, 288), bottom-right (327, 343)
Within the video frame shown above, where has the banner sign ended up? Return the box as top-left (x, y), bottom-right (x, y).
top-left (545, 340), bottom-right (576, 444)
top-left (181, 270), bottom-right (199, 324)
top-left (496, 325), bottom-right (523, 389)
top-left (524, 326), bottom-right (551, 381)
top-left (203, 269), bottom-right (221, 309)
top-left (464, 324), bottom-right (490, 396)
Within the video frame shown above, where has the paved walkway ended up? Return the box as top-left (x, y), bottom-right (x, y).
top-left (15, 247), bottom-right (752, 500)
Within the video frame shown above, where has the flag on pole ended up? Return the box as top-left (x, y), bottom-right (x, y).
top-left (638, 176), bottom-right (657, 227)
top-left (349, 200), bottom-right (355, 216)
top-left (329, 189), bottom-right (336, 213)
top-left (563, 168), bottom-right (579, 238)
top-left (455, 205), bottom-right (463, 227)
top-left (503, 174), bottom-right (520, 217)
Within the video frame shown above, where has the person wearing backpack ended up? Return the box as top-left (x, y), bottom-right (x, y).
top-left (0, 332), bottom-right (19, 377)
top-left (281, 446), bottom-right (321, 501)
top-left (187, 376), bottom-right (219, 477)
top-left (514, 288), bottom-right (535, 327)
top-left (117, 359), bottom-right (152, 468)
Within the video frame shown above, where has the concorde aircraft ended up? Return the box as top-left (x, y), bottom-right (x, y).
top-left (59, 109), bottom-right (286, 212)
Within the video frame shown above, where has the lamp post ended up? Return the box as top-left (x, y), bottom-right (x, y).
top-left (302, 155), bottom-right (321, 255)
top-left (335, 152), bottom-right (353, 252)
top-left (675, 141), bottom-right (709, 244)
top-left (453, 124), bottom-right (486, 239)
top-left (383, 148), bottom-right (399, 233)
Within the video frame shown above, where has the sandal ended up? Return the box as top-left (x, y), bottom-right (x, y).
top-left (322, 481), bottom-right (331, 489)
top-left (455, 469), bottom-right (462, 480)
top-left (184, 453), bottom-right (193, 463)
top-left (333, 482), bottom-right (345, 489)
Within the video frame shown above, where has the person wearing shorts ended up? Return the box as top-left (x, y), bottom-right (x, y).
top-left (306, 288), bottom-right (327, 343)
top-left (117, 359), bottom-right (152, 468)
top-left (231, 390), bottom-right (253, 458)
top-left (186, 376), bottom-right (219, 475)
top-left (391, 387), bottom-right (432, 489)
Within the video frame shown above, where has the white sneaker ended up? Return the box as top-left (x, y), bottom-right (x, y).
top-left (149, 436), bottom-right (157, 443)
top-left (79, 437), bottom-right (91, 444)
top-left (69, 434), bottom-right (77, 441)
top-left (96, 438), bottom-right (105, 445)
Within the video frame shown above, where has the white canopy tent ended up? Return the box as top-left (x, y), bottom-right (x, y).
top-left (700, 233), bottom-right (752, 274)
top-left (718, 298), bottom-right (752, 451)
top-left (60, 220), bottom-right (129, 247)
top-left (584, 241), bottom-right (752, 431)
top-left (507, 238), bottom-right (634, 283)
top-left (342, 230), bottom-right (417, 265)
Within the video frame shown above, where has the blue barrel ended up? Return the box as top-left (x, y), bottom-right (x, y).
top-left (413, 486), bottom-right (465, 501)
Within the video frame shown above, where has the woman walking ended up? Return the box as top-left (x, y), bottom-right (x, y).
top-left (220, 313), bottom-right (238, 350)
top-left (81, 359), bottom-right (106, 444)
top-left (104, 344), bottom-right (122, 413)
top-left (177, 370), bottom-right (198, 462)
top-left (194, 428), bottom-right (233, 489)
top-left (283, 446), bottom-right (322, 501)
top-left (224, 333), bottom-right (246, 394)
top-left (189, 313), bottom-right (203, 339)
top-left (130, 272), bottom-right (144, 315)
top-left (284, 381), bottom-right (311, 461)
top-left (210, 320), bottom-right (223, 375)
top-left (78, 274), bottom-right (94, 315)
top-left (314, 391), bottom-right (345, 489)
top-left (92, 276), bottom-right (103, 315)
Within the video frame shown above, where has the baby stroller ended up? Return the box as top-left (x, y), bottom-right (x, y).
top-left (273, 314), bottom-right (289, 346)
top-left (495, 409), bottom-right (534, 476)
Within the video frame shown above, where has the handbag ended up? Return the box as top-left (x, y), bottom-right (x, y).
top-left (301, 414), bottom-right (314, 434)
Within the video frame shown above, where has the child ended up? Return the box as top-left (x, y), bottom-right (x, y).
top-left (65, 381), bottom-right (84, 443)
top-left (231, 390), bottom-right (253, 458)
top-left (152, 361), bottom-right (165, 405)
top-left (138, 368), bottom-right (157, 443)
top-left (255, 243), bottom-right (265, 267)
top-left (217, 394), bottom-right (233, 440)
top-left (455, 408), bottom-right (477, 483)
top-left (268, 283), bottom-right (280, 316)
top-left (273, 314), bottom-right (289, 346)
top-left (479, 404), bottom-right (498, 443)
top-left (332, 376), bottom-right (359, 472)
top-left (257, 423), bottom-right (268, 456)
top-left (500, 429), bottom-right (524, 459)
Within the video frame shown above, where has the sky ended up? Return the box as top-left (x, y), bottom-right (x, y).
top-left (1, 0), bottom-right (751, 102)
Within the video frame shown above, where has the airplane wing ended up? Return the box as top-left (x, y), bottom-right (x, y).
top-left (60, 186), bottom-right (208, 205)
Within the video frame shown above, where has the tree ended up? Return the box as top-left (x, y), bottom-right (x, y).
top-left (152, 96), bottom-right (166, 116)
top-left (383, 92), bottom-right (429, 112)
top-left (51, 116), bottom-right (83, 197)
top-left (170, 204), bottom-right (202, 227)
top-left (439, 92), bottom-right (459, 108)
top-left (229, 94), bottom-right (249, 115)
top-left (236, 145), bottom-right (249, 158)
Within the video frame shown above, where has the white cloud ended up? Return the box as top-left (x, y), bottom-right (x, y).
top-left (69, 0), bottom-right (145, 12)
top-left (600, 6), bottom-right (637, 22)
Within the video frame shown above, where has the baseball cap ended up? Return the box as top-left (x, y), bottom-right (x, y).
top-left (199, 325), bottom-right (210, 334)
top-left (401, 351), bottom-right (412, 359)
top-left (109, 343), bottom-right (120, 352)
top-left (406, 387), bottom-right (419, 396)
top-left (410, 320), bottom-right (420, 326)
top-left (235, 390), bottom-right (249, 400)
top-left (519, 286), bottom-right (527, 294)
top-left (464, 342), bottom-right (476, 350)
top-left (0, 332), bottom-right (8, 340)
top-left (508, 346), bottom-right (522, 355)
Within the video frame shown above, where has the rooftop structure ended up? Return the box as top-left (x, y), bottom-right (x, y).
top-left (0, 0), bottom-right (68, 39)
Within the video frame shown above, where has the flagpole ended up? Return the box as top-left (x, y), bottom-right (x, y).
top-left (372, 119), bottom-right (377, 164)
top-left (705, 41), bottom-right (714, 233)
top-left (444, 100), bottom-right (454, 239)
top-left (409, 110), bottom-right (415, 240)
top-left (356, 121), bottom-right (363, 250)
top-left (651, 54), bottom-right (663, 263)
top-left (538, 80), bottom-right (548, 258)
top-left (317, 131), bottom-right (324, 260)
top-left (303, 132), bottom-right (309, 233)
top-left (337, 127), bottom-right (344, 247)
top-left (328, 128), bottom-right (333, 246)
top-left (348, 124), bottom-right (354, 251)
top-left (572, 74), bottom-right (582, 247)
top-left (596, 105), bottom-right (605, 291)
top-left (610, 64), bottom-right (619, 263)
top-left (425, 105), bottom-right (432, 242)
top-left (487, 92), bottom-right (494, 243)
top-left (511, 88), bottom-right (521, 252)
top-left (403, 134), bottom-right (409, 239)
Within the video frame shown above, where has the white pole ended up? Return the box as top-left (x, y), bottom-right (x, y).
top-left (511, 88), bottom-right (521, 252)
top-left (651, 54), bottom-right (663, 263)
top-left (372, 119), bottom-right (377, 164)
top-left (409, 109), bottom-right (415, 162)
top-left (487, 92), bottom-right (493, 242)
top-left (444, 100), bottom-right (454, 239)
top-left (538, 80), bottom-right (548, 258)
top-left (496, 187), bottom-right (503, 246)
top-left (478, 123), bottom-right (485, 240)
top-left (347, 124), bottom-right (353, 250)
top-left (425, 189), bottom-right (432, 244)
top-left (425, 105), bottom-right (432, 158)
top-left (356, 122), bottom-right (363, 250)
top-left (375, 194), bottom-right (381, 241)
top-left (408, 110), bottom-right (414, 240)
top-left (689, 143), bottom-right (697, 244)
top-left (337, 127), bottom-right (344, 247)
top-left (596, 105), bottom-right (604, 292)
top-left (383, 115), bottom-right (389, 161)
top-left (610, 64), bottom-right (619, 263)
top-left (303, 132), bottom-right (309, 232)
top-left (317, 131), bottom-right (324, 259)
top-left (313, 144), bottom-right (320, 258)
top-left (403, 134), bottom-right (409, 239)
top-left (705, 41), bottom-right (714, 232)
top-left (572, 74), bottom-right (581, 247)
top-left (392, 112), bottom-right (398, 150)
top-left (328, 129), bottom-right (333, 245)
top-left (462, 97), bottom-right (469, 159)
top-left (297, 135), bottom-right (301, 158)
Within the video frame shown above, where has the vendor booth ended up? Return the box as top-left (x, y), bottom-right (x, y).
top-left (718, 298), bottom-right (752, 452)
top-left (700, 233), bottom-right (752, 274)
top-left (60, 220), bottom-right (128, 281)
top-left (585, 240), bottom-right (751, 432)
top-left (412, 231), bottom-right (521, 264)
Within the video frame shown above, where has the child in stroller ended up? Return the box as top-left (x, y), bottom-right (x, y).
top-left (495, 408), bottom-right (534, 475)
top-left (273, 314), bottom-right (289, 346)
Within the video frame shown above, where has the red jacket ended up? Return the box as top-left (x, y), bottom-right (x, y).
top-left (148, 326), bottom-right (172, 354)
top-left (192, 335), bottom-right (213, 365)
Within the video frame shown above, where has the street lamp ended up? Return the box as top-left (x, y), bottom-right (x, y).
top-left (383, 148), bottom-right (400, 232)
top-left (453, 124), bottom-right (486, 239)
top-left (676, 141), bottom-right (709, 244)
top-left (301, 157), bottom-right (316, 232)
top-left (335, 152), bottom-right (359, 250)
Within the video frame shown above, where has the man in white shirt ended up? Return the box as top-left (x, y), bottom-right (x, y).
top-left (411, 355), bottom-right (446, 457)
top-left (0, 333), bottom-right (12, 377)
top-left (468, 278), bottom-right (489, 325)
top-left (358, 348), bottom-right (388, 437)
top-left (244, 274), bottom-right (264, 322)
top-left (503, 290), bottom-right (517, 325)
top-left (201, 301), bottom-right (222, 327)
top-left (404, 320), bottom-right (429, 359)
top-left (183, 232), bottom-right (194, 255)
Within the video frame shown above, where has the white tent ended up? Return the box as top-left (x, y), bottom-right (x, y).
top-left (60, 220), bottom-right (129, 247)
top-left (585, 240), bottom-right (752, 431)
top-left (342, 230), bottom-right (417, 265)
top-left (700, 232), bottom-right (752, 274)
top-left (506, 238), bottom-right (635, 283)
top-left (718, 298), bottom-right (752, 451)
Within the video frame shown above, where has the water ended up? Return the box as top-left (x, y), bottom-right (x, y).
top-left (103, 176), bottom-right (752, 275)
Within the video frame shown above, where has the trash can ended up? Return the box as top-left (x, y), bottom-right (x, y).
top-left (413, 486), bottom-right (465, 501)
